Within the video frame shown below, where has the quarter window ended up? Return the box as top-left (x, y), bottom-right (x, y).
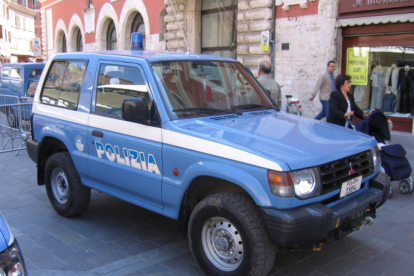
top-left (41, 60), bottom-right (87, 109)
top-left (95, 64), bottom-right (149, 118)
top-left (10, 68), bottom-right (21, 79)
top-left (1, 68), bottom-right (9, 77)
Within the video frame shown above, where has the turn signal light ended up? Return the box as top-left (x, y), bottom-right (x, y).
top-left (267, 170), bottom-right (294, 197)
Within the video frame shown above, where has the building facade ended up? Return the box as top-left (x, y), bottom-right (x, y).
top-left (0, 0), bottom-right (37, 64)
top-left (38, 0), bottom-right (414, 119)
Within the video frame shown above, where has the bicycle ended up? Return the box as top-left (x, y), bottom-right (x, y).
top-left (283, 95), bottom-right (302, 116)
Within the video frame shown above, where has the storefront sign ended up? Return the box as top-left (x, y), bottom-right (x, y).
top-left (340, 0), bottom-right (414, 13)
top-left (346, 48), bottom-right (370, 86)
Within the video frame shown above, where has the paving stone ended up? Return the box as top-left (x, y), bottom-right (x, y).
top-left (121, 241), bottom-right (160, 256)
top-left (160, 256), bottom-right (193, 270)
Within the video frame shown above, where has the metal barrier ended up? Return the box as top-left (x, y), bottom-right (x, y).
top-left (0, 95), bottom-right (33, 155)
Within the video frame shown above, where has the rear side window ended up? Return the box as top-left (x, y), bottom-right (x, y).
top-left (41, 60), bottom-right (87, 109)
top-left (1, 69), bottom-right (9, 77)
top-left (10, 68), bottom-right (20, 79)
top-left (31, 69), bottom-right (43, 76)
top-left (95, 64), bottom-right (148, 118)
top-left (26, 80), bottom-right (38, 97)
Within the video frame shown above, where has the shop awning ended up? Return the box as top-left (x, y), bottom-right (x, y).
top-left (336, 13), bottom-right (414, 27)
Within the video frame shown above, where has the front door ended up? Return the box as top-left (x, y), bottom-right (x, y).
top-left (87, 61), bottom-right (163, 209)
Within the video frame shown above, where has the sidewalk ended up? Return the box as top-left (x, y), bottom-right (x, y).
top-left (0, 131), bottom-right (413, 276)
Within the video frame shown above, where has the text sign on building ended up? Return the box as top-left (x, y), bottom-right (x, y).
top-left (340, 0), bottom-right (414, 13)
top-left (261, 31), bottom-right (270, 52)
top-left (32, 38), bottom-right (41, 57)
top-left (346, 47), bottom-right (370, 86)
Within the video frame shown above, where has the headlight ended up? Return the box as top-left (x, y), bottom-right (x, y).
top-left (267, 168), bottom-right (321, 199)
top-left (371, 146), bottom-right (381, 172)
top-left (0, 241), bottom-right (26, 276)
top-left (292, 168), bottom-right (321, 199)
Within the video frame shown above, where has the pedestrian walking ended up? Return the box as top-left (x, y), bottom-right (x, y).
top-left (257, 61), bottom-right (281, 107)
top-left (310, 61), bottom-right (336, 120)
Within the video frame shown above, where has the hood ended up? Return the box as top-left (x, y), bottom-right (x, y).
top-left (174, 112), bottom-right (377, 170)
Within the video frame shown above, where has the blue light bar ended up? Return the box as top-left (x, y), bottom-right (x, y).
top-left (131, 32), bottom-right (144, 50)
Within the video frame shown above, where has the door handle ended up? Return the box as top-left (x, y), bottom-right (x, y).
top-left (92, 130), bottom-right (103, 138)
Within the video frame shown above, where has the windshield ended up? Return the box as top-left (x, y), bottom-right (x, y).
top-left (151, 61), bottom-right (276, 119)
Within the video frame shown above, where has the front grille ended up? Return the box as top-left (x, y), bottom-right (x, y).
top-left (319, 150), bottom-right (374, 194)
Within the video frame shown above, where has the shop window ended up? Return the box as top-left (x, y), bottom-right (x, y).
top-left (0, 25), bottom-right (2, 39)
top-left (107, 20), bottom-right (117, 50)
top-left (345, 46), bottom-right (414, 114)
top-left (201, 0), bottom-right (237, 59)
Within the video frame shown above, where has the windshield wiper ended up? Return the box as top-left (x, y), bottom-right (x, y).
top-left (231, 104), bottom-right (279, 111)
top-left (173, 107), bottom-right (242, 116)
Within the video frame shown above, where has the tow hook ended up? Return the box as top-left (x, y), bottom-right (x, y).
top-left (353, 216), bottom-right (375, 231)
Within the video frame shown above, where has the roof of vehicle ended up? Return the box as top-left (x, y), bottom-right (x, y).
top-left (1, 63), bottom-right (46, 69)
top-left (52, 50), bottom-right (238, 63)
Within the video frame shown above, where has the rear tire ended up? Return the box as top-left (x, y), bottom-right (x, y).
top-left (45, 152), bottom-right (90, 217)
top-left (188, 192), bottom-right (276, 276)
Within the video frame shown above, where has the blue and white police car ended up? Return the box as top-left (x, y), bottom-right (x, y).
top-left (0, 213), bottom-right (27, 276)
top-left (26, 50), bottom-right (389, 276)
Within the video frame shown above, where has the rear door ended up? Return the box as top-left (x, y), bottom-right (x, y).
top-left (86, 60), bottom-right (163, 209)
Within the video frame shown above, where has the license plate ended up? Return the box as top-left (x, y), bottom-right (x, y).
top-left (340, 175), bottom-right (363, 198)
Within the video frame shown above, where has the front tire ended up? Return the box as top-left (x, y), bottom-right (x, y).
top-left (45, 152), bottom-right (90, 217)
top-left (188, 192), bottom-right (276, 276)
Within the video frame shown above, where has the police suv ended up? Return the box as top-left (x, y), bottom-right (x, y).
top-left (26, 50), bottom-right (389, 276)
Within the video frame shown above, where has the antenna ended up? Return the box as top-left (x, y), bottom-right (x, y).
top-left (168, 0), bottom-right (190, 54)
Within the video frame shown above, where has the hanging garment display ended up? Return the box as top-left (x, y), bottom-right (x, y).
top-left (398, 66), bottom-right (411, 113)
top-left (354, 86), bottom-right (365, 102)
top-left (370, 66), bottom-right (385, 109)
top-left (382, 91), bottom-right (396, 112)
top-left (408, 69), bottom-right (414, 113)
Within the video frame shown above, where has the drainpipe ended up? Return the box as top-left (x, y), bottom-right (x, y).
top-left (271, 0), bottom-right (276, 79)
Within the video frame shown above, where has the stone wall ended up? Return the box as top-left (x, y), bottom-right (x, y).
top-left (274, 0), bottom-right (340, 118)
top-left (164, 0), bottom-right (188, 52)
top-left (237, 0), bottom-right (273, 76)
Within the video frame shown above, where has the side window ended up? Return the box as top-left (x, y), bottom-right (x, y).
top-left (95, 64), bottom-right (149, 118)
top-left (26, 80), bottom-right (38, 97)
top-left (10, 68), bottom-right (21, 79)
top-left (1, 68), bottom-right (9, 77)
top-left (31, 69), bottom-right (43, 76)
top-left (41, 60), bottom-right (87, 108)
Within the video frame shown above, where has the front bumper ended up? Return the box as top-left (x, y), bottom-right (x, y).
top-left (260, 172), bottom-right (390, 247)
top-left (26, 139), bottom-right (39, 164)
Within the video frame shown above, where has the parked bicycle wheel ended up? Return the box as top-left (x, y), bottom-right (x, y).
top-left (287, 103), bottom-right (302, 116)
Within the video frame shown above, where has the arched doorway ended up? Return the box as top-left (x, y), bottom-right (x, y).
top-left (107, 20), bottom-right (117, 50)
top-left (201, 0), bottom-right (237, 58)
top-left (61, 34), bottom-right (67, 52)
top-left (131, 12), bottom-right (145, 49)
top-left (76, 28), bottom-right (83, 52)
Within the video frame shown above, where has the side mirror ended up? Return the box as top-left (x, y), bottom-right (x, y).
top-left (122, 97), bottom-right (148, 124)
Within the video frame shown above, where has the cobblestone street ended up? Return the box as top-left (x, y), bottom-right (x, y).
top-left (0, 131), bottom-right (413, 276)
